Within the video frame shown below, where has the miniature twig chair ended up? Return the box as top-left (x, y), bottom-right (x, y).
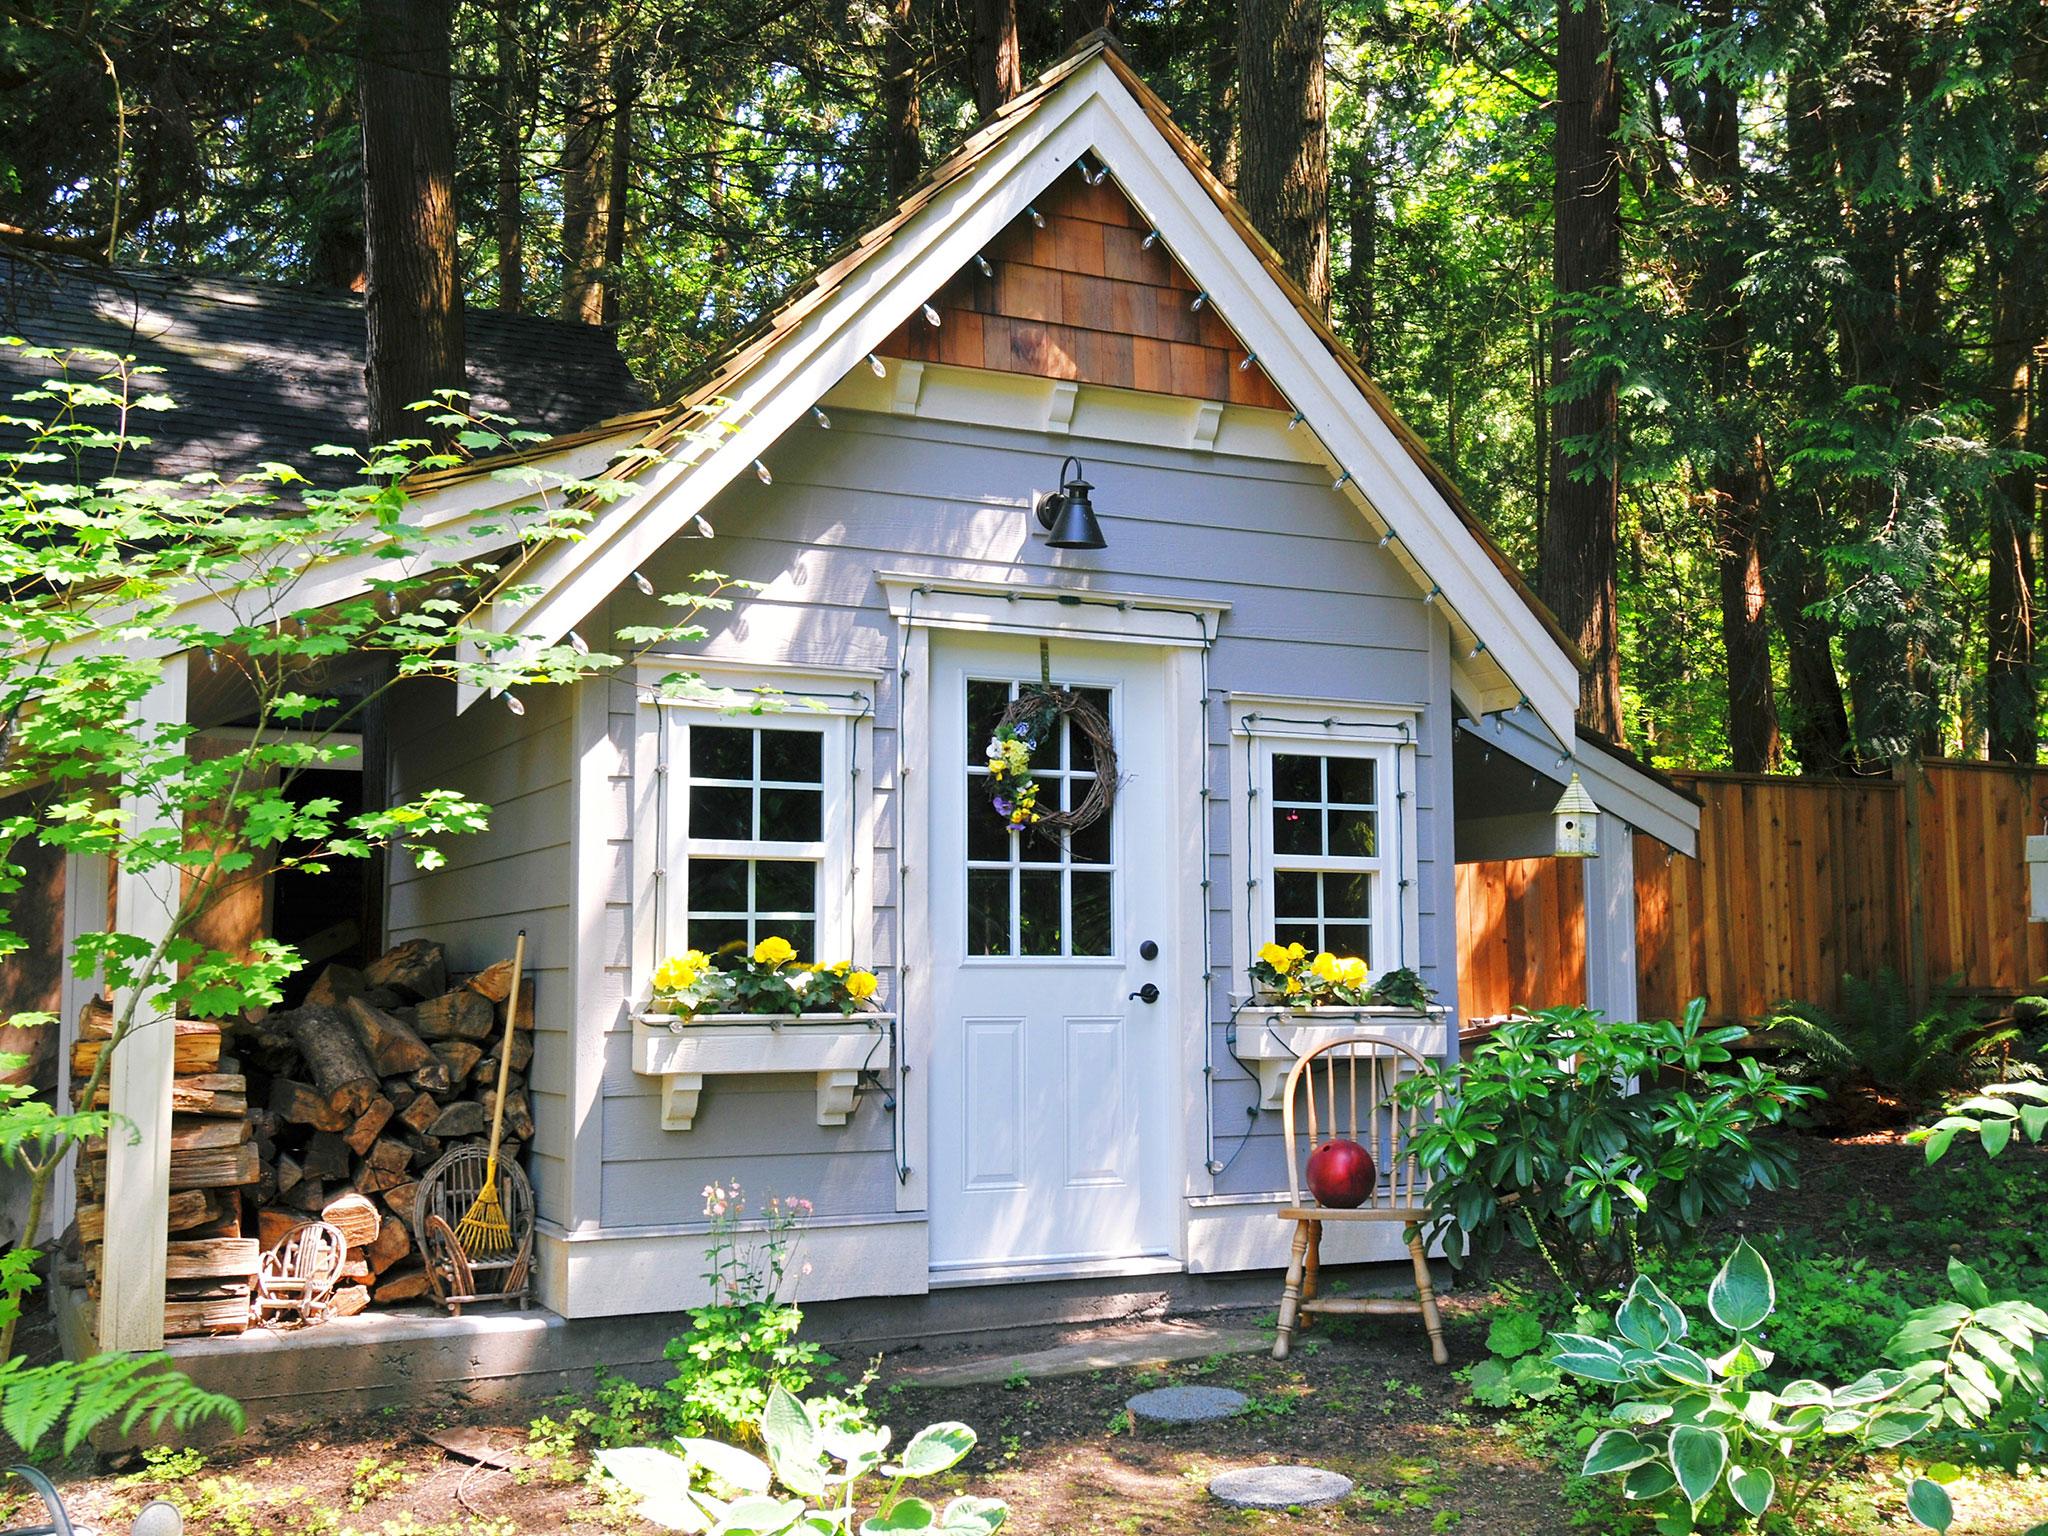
top-left (413, 1144), bottom-right (533, 1314)
top-left (1271, 1034), bottom-right (1449, 1365)
top-left (254, 1220), bottom-right (347, 1327)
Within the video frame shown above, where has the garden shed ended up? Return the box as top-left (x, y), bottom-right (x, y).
top-left (60, 35), bottom-right (1699, 1352)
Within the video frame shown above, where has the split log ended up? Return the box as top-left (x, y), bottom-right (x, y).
top-left (75, 1072), bottom-right (247, 1117)
top-left (288, 1006), bottom-right (380, 1121)
top-left (185, 1206), bottom-right (244, 1240)
top-left (427, 1100), bottom-right (488, 1139)
top-left (283, 1178), bottom-right (329, 1213)
top-left (344, 1098), bottom-right (396, 1155)
top-left (410, 1060), bottom-right (453, 1097)
top-left (480, 1088), bottom-right (535, 1143)
top-left (72, 1027), bottom-right (219, 1079)
top-left (164, 1297), bottom-right (250, 1337)
top-left (372, 1265), bottom-right (430, 1303)
top-left (321, 1192), bottom-right (381, 1248)
top-left (365, 940), bottom-right (447, 1002)
top-left (331, 1283), bottom-right (371, 1318)
top-left (340, 1252), bottom-right (373, 1282)
top-left (381, 1181), bottom-right (419, 1222)
top-left (344, 997), bottom-right (439, 1077)
top-left (397, 1094), bottom-right (441, 1135)
top-left (301, 1131), bottom-right (352, 1184)
top-left (77, 998), bottom-right (221, 1042)
top-left (465, 958), bottom-right (518, 1003)
top-left (164, 1237), bottom-right (259, 1282)
top-left (363, 1138), bottom-right (414, 1175)
top-left (414, 991), bottom-right (494, 1043)
top-left (164, 1277), bottom-right (252, 1301)
top-left (365, 1214), bottom-right (411, 1273)
top-left (270, 1078), bottom-right (349, 1133)
top-left (499, 977), bottom-right (535, 1032)
top-left (305, 964), bottom-right (368, 1008)
top-left (276, 1152), bottom-right (304, 1195)
top-left (77, 1190), bottom-right (220, 1244)
top-left (258, 1206), bottom-right (306, 1250)
top-left (170, 1116), bottom-right (251, 1153)
top-left (87, 1143), bottom-right (261, 1194)
top-left (429, 1041), bottom-right (482, 1088)
top-left (356, 1163), bottom-right (410, 1196)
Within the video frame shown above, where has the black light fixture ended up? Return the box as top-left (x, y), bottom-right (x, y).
top-left (1034, 455), bottom-right (1108, 550)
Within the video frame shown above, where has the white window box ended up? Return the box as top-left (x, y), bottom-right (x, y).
top-left (631, 1013), bottom-right (894, 1131)
top-left (1233, 1005), bottom-right (1450, 1110)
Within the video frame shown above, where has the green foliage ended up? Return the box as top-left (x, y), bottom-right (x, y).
top-left (1554, 1241), bottom-right (1950, 1532)
top-left (1399, 1000), bottom-right (1817, 1296)
top-left (0, 1350), bottom-right (242, 1455)
top-left (1887, 1257), bottom-right (2048, 1469)
top-left (1913, 1080), bottom-right (2048, 1163)
top-left (1766, 974), bottom-right (2029, 1117)
top-left (595, 1383), bottom-right (1003, 1535)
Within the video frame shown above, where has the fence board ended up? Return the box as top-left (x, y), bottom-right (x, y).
top-left (1455, 767), bottom-right (1956, 1024)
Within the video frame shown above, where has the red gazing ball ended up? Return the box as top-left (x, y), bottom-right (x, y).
top-left (1305, 1137), bottom-right (1377, 1209)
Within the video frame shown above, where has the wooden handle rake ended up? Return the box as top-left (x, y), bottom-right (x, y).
top-left (454, 929), bottom-right (525, 1256)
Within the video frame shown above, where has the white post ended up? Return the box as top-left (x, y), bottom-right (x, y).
top-left (98, 655), bottom-right (188, 1352)
top-left (1583, 814), bottom-right (1638, 1023)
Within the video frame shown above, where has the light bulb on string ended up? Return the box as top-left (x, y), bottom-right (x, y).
top-left (569, 631), bottom-right (589, 655)
top-left (694, 515), bottom-right (715, 538)
top-left (754, 459), bottom-right (773, 485)
top-left (633, 570), bottom-right (655, 596)
top-left (505, 693), bottom-right (526, 717)
top-left (1239, 353), bottom-right (1257, 371)
top-left (1142, 230), bottom-right (1160, 250)
top-left (1190, 291), bottom-right (1207, 311)
top-left (1026, 206), bottom-right (1046, 228)
top-left (867, 353), bottom-right (887, 377)
top-left (1378, 530), bottom-right (1396, 548)
top-left (812, 407), bottom-right (831, 429)
top-left (974, 254), bottom-right (993, 277)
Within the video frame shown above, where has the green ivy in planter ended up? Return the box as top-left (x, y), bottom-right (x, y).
top-left (1555, 1240), bottom-right (1951, 1533)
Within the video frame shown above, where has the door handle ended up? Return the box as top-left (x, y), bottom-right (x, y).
top-left (1128, 983), bottom-right (1160, 1005)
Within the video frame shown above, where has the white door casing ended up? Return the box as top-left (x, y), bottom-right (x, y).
top-left (926, 631), bottom-right (1182, 1277)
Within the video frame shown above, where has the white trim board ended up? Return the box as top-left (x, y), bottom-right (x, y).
top-left (1460, 708), bottom-right (1700, 855)
top-left (437, 51), bottom-right (1580, 744)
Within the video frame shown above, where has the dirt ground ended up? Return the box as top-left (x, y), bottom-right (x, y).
top-left (10, 1134), bottom-right (2048, 1535)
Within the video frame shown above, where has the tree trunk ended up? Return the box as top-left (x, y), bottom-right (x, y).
top-left (1065, 0), bottom-right (1114, 42)
top-left (1695, 38), bottom-right (1778, 771)
top-left (971, 0), bottom-right (1022, 116)
top-left (1235, 0), bottom-right (1330, 312)
top-left (494, 0), bottom-right (525, 312)
top-left (1988, 261), bottom-right (2040, 763)
top-left (1541, 0), bottom-right (1624, 740)
top-left (882, 0), bottom-right (923, 197)
top-left (559, 18), bottom-right (611, 325)
top-left (359, 0), bottom-right (465, 446)
top-left (1770, 537), bottom-right (1854, 775)
top-left (1345, 149), bottom-right (1376, 369)
top-left (599, 49), bottom-right (635, 328)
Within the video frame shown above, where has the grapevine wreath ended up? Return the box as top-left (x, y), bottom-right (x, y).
top-left (984, 649), bottom-right (1119, 836)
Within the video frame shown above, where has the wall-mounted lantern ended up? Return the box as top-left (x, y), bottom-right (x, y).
top-left (1553, 773), bottom-right (1599, 859)
top-left (1033, 456), bottom-right (1107, 550)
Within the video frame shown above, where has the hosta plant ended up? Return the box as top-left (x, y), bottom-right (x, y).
top-left (1554, 1241), bottom-right (1952, 1532)
top-left (595, 1383), bottom-right (1004, 1534)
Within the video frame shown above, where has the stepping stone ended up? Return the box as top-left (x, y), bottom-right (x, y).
top-left (1208, 1466), bottom-right (1355, 1510)
top-left (1127, 1384), bottom-right (1248, 1423)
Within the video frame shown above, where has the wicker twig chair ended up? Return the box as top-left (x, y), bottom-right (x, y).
top-left (412, 1144), bottom-right (534, 1314)
top-left (254, 1219), bottom-right (347, 1327)
top-left (1271, 1034), bottom-right (1449, 1365)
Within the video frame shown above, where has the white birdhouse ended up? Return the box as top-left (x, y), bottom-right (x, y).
top-left (2027, 835), bottom-right (2048, 922)
top-left (1553, 773), bottom-right (1599, 859)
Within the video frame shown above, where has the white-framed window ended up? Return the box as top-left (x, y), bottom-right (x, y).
top-left (1232, 699), bottom-right (1419, 984)
top-left (650, 665), bottom-right (870, 969)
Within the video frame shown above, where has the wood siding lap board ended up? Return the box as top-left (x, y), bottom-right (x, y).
top-left (876, 174), bottom-right (1291, 410)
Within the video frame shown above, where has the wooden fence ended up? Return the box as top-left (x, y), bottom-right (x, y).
top-left (1456, 759), bottom-right (2048, 1023)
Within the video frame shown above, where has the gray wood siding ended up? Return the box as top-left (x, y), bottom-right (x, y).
top-left (587, 406), bottom-right (1458, 1224)
top-left (385, 675), bottom-right (575, 1224)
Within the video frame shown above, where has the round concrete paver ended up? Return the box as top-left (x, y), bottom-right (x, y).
top-left (1126, 1385), bottom-right (1248, 1424)
top-left (1207, 1466), bottom-right (1355, 1510)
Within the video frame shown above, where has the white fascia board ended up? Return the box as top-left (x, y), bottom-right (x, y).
top-left (1471, 705), bottom-right (1699, 854)
top-left (1068, 82), bottom-right (1580, 747)
top-left (32, 430), bottom-right (642, 671)
top-left (480, 92), bottom-right (1106, 671)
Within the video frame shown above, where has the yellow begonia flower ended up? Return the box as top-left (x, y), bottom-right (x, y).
top-left (652, 955), bottom-right (701, 993)
top-left (1310, 951), bottom-right (1341, 983)
top-left (1284, 975), bottom-right (1304, 994)
top-left (752, 935), bottom-right (796, 966)
top-left (1288, 942), bottom-right (1306, 958)
top-left (1257, 941), bottom-right (1295, 974)
top-left (828, 959), bottom-right (852, 975)
top-left (846, 970), bottom-right (879, 1001)
top-left (1339, 957), bottom-right (1368, 987)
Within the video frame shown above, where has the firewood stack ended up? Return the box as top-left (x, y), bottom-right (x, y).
top-left (234, 938), bottom-right (534, 1310)
top-left (66, 938), bottom-right (533, 1336)
top-left (71, 1002), bottom-right (261, 1338)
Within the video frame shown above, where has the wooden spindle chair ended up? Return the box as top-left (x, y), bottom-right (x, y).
top-left (1271, 1034), bottom-right (1449, 1365)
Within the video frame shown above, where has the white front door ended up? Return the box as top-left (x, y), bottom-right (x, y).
top-left (927, 631), bottom-right (1181, 1277)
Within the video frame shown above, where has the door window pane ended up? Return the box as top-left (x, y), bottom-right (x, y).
top-left (963, 677), bottom-right (1118, 959)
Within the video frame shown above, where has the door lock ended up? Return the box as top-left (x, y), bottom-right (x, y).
top-left (1127, 983), bottom-right (1161, 1004)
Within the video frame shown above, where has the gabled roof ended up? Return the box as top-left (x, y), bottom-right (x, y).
top-left (0, 255), bottom-right (649, 483)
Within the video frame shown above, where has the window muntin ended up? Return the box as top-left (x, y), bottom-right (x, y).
top-left (964, 678), bottom-right (1115, 959)
top-left (682, 720), bottom-right (829, 964)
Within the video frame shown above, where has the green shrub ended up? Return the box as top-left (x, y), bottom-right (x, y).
top-left (1888, 1256), bottom-right (2048, 1470)
top-left (1765, 972), bottom-right (2028, 1117)
top-left (1399, 1001), bottom-right (1817, 1297)
top-left (1554, 1241), bottom-right (1950, 1533)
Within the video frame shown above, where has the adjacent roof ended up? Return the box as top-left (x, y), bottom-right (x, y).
top-left (0, 255), bottom-right (648, 483)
